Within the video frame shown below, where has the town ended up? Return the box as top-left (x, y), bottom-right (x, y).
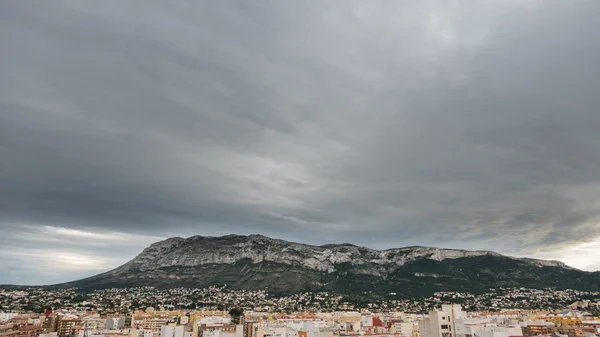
top-left (1, 287), bottom-right (600, 337)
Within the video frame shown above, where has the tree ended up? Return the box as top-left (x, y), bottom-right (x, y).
top-left (229, 307), bottom-right (244, 324)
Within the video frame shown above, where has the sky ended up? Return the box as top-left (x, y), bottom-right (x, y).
top-left (1, 0), bottom-right (600, 285)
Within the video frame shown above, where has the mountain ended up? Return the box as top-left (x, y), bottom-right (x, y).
top-left (53, 234), bottom-right (599, 296)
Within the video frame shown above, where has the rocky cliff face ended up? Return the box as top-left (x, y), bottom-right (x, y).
top-left (117, 234), bottom-right (570, 273)
top-left (57, 234), bottom-right (597, 296)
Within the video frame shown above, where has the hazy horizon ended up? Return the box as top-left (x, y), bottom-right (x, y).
top-left (1, 232), bottom-right (595, 286)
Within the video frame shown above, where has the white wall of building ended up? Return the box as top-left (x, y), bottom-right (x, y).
top-left (131, 329), bottom-right (154, 337)
top-left (160, 326), bottom-right (193, 337)
top-left (198, 317), bottom-right (232, 326)
top-left (107, 318), bottom-right (126, 330)
top-left (420, 305), bottom-right (466, 337)
top-left (394, 322), bottom-right (416, 337)
top-left (202, 326), bottom-right (242, 337)
top-left (0, 313), bottom-right (18, 322)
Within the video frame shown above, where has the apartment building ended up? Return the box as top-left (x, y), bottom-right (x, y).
top-left (160, 325), bottom-right (193, 337)
top-left (58, 319), bottom-right (81, 337)
top-left (419, 305), bottom-right (466, 337)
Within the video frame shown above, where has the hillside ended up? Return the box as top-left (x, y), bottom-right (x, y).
top-left (40, 234), bottom-right (599, 296)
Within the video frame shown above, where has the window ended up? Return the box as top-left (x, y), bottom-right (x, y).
top-left (441, 325), bottom-right (449, 330)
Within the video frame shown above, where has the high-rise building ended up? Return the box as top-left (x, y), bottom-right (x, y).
top-left (419, 305), bottom-right (466, 337)
top-left (45, 315), bottom-right (62, 333)
top-left (107, 317), bottom-right (126, 330)
top-left (57, 319), bottom-right (80, 337)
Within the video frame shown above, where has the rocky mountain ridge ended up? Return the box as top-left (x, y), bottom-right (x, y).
top-left (53, 234), bottom-right (598, 296)
top-left (123, 234), bottom-right (571, 274)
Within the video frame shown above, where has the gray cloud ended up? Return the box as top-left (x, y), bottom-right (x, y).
top-left (1, 0), bottom-right (600, 283)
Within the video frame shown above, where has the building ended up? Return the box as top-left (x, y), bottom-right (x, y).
top-left (131, 309), bottom-right (182, 333)
top-left (196, 316), bottom-right (234, 337)
top-left (471, 327), bottom-right (523, 337)
top-left (133, 317), bottom-right (170, 333)
top-left (15, 325), bottom-right (45, 337)
top-left (0, 314), bottom-right (19, 323)
top-left (129, 329), bottom-right (153, 337)
top-left (160, 325), bottom-right (193, 337)
top-left (45, 316), bottom-right (62, 333)
top-left (521, 325), bottom-right (554, 337)
top-left (83, 317), bottom-right (107, 331)
top-left (107, 318), bottom-right (126, 330)
top-left (419, 305), bottom-right (466, 337)
top-left (393, 323), bottom-right (417, 337)
top-left (201, 326), bottom-right (242, 337)
top-left (39, 333), bottom-right (58, 337)
top-left (557, 326), bottom-right (597, 337)
top-left (7, 317), bottom-right (39, 326)
top-left (199, 324), bottom-right (238, 337)
top-left (243, 321), bottom-right (258, 337)
top-left (58, 319), bottom-right (81, 337)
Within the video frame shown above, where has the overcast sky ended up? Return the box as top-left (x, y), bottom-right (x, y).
top-left (1, 0), bottom-right (600, 285)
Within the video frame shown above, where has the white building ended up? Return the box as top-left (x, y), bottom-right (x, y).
top-left (107, 318), bottom-right (126, 330)
top-left (83, 316), bottom-right (108, 331)
top-left (77, 330), bottom-right (130, 337)
top-left (0, 313), bottom-right (18, 323)
top-left (334, 322), bottom-right (360, 333)
top-left (453, 317), bottom-right (523, 337)
top-left (160, 325), bottom-right (193, 337)
top-left (361, 316), bottom-right (374, 328)
top-left (394, 322), bottom-right (416, 337)
top-left (198, 317), bottom-right (232, 327)
top-left (251, 322), bottom-right (333, 337)
top-left (130, 329), bottom-right (153, 337)
top-left (202, 325), bottom-right (243, 337)
top-left (419, 305), bottom-right (466, 337)
top-left (472, 327), bottom-right (522, 337)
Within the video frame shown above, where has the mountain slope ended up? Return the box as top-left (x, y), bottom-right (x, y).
top-left (53, 234), bottom-right (600, 296)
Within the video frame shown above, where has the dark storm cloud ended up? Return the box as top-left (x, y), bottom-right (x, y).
top-left (1, 0), bottom-right (600, 283)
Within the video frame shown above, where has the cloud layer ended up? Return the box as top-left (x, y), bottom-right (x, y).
top-left (1, 0), bottom-right (600, 283)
